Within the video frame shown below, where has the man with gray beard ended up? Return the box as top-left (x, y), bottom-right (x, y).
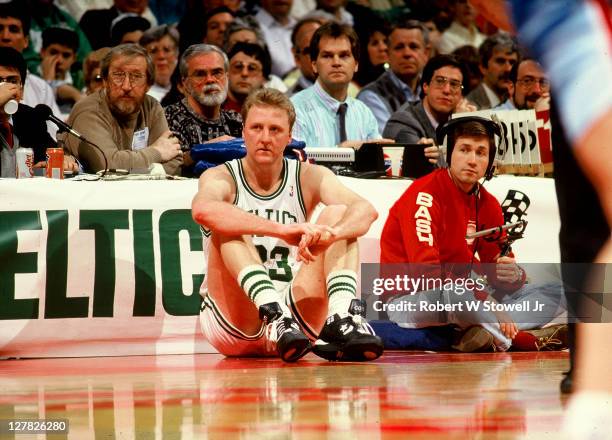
top-left (165, 44), bottom-right (243, 177)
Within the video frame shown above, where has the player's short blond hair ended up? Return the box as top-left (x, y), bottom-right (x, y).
top-left (242, 88), bottom-right (296, 131)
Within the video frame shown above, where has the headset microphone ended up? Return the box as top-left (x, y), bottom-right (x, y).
top-left (436, 115), bottom-right (504, 181)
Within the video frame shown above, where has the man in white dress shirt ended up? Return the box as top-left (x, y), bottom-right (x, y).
top-left (255, 0), bottom-right (296, 78)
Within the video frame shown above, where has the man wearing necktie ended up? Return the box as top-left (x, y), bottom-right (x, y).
top-left (291, 22), bottom-right (393, 148)
top-left (0, 47), bottom-right (57, 177)
top-left (337, 102), bottom-right (348, 143)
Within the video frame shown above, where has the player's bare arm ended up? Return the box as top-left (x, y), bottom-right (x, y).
top-left (302, 164), bottom-right (378, 238)
top-left (192, 165), bottom-right (334, 243)
top-left (192, 166), bottom-right (281, 237)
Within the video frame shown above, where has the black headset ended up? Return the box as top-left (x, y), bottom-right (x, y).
top-left (436, 115), bottom-right (503, 181)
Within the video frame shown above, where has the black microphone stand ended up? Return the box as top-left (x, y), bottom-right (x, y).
top-left (53, 125), bottom-right (109, 178)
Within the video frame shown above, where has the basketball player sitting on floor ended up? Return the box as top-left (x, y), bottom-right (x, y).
top-left (192, 88), bottom-right (384, 362)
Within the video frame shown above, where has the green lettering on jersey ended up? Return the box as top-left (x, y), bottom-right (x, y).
top-left (254, 245), bottom-right (293, 282)
top-left (269, 246), bottom-right (292, 282)
top-left (281, 211), bottom-right (297, 224)
top-left (251, 208), bottom-right (297, 225)
top-left (264, 208), bottom-right (276, 222)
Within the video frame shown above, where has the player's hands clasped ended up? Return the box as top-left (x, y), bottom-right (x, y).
top-left (281, 223), bottom-right (337, 264)
top-left (298, 225), bottom-right (338, 263)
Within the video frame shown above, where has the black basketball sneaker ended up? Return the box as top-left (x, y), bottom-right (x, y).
top-left (259, 302), bottom-right (311, 362)
top-left (313, 299), bottom-right (384, 361)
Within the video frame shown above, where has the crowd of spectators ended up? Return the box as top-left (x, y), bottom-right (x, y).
top-left (0, 0), bottom-right (551, 178)
top-left (0, 0), bottom-right (577, 367)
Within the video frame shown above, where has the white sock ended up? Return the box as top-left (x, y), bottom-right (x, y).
top-left (326, 270), bottom-right (357, 317)
top-left (237, 265), bottom-right (291, 316)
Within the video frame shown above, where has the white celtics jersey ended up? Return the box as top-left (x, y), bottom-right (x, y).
top-left (200, 158), bottom-right (307, 294)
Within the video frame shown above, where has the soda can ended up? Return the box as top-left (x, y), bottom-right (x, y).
top-left (15, 147), bottom-right (34, 178)
top-left (45, 147), bottom-right (64, 179)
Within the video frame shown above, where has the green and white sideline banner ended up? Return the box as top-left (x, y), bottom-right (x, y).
top-left (0, 176), bottom-right (560, 357)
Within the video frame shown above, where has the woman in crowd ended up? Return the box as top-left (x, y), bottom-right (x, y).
top-left (353, 19), bottom-right (389, 89)
top-left (82, 47), bottom-right (110, 95)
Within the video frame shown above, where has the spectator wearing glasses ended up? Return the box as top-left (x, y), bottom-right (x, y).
top-left (0, 46), bottom-right (77, 177)
top-left (63, 44), bottom-right (182, 174)
top-left (223, 42), bottom-right (270, 113)
top-left (0, 1), bottom-right (61, 139)
top-left (221, 19), bottom-right (288, 94)
top-left (496, 57), bottom-right (550, 111)
top-left (384, 54), bottom-right (474, 167)
top-left (0, 46), bottom-right (54, 176)
top-left (139, 25), bottom-right (179, 102)
top-left (164, 44), bottom-right (243, 177)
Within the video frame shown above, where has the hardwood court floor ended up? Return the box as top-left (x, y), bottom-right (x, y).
top-left (0, 351), bottom-right (569, 439)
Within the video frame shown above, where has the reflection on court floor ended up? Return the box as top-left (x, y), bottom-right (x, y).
top-left (0, 351), bottom-right (568, 439)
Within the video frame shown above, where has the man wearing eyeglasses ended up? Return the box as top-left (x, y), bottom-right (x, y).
top-left (496, 58), bottom-right (550, 111)
top-left (63, 44), bottom-right (182, 174)
top-left (0, 47), bottom-right (77, 177)
top-left (165, 44), bottom-right (243, 177)
top-left (223, 42), bottom-right (270, 113)
top-left (383, 54), bottom-right (475, 167)
top-left (0, 1), bottom-right (62, 139)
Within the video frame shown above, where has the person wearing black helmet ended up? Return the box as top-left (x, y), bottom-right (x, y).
top-left (379, 115), bottom-right (567, 352)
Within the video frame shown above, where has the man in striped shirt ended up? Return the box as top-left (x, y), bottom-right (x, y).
top-left (291, 22), bottom-right (389, 148)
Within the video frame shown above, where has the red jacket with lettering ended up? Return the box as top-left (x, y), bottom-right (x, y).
top-left (380, 169), bottom-right (524, 292)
